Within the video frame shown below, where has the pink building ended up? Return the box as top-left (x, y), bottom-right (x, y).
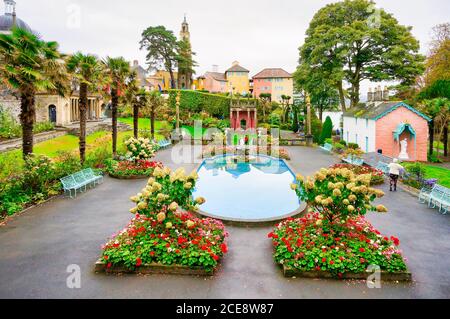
top-left (343, 98), bottom-right (431, 162)
top-left (202, 72), bottom-right (228, 93)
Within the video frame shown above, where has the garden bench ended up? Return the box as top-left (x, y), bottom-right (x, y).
top-left (320, 143), bottom-right (333, 153)
top-left (427, 184), bottom-right (450, 214)
top-left (60, 169), bottom-right (103, 198)
top-left (158, 139), bottom-right (171, 149)
top-left (342, 156), bottom-right (364, 166)
top-left (376, 161), bottom-right (390, 175)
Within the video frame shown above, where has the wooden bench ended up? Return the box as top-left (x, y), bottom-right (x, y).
top-left (320, 143), bottom-right (333, 153)
top-left (342, 156), bottom-right (364, 166)
top-left (61, 168), bottom-right (103, 198)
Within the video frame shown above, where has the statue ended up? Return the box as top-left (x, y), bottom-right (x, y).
top-left (399, 138), bottom-right (409, 160)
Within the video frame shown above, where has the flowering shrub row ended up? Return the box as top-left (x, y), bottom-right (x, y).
top-left (124, 137), bottom-right (158, 161)
top-left (201, 145), bottom-right (291, 160)
top-left (292, 167), bottom-right (387, 223)
top-left (105, 159), bottom-right (162, 178)
top-left (330, 164), bottom-right (385, 185)
top-left (101, 165), bottom-right (228, 272)
top-left (269, 213), bottom-right (407, 276)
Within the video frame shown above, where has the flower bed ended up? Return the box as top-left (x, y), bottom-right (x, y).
top-left (269, 213), bottom-right (408, 279)
top-left (282, 166), bottom-right (409, 280)
top-left (105, 159), bottom-right (162, 179)
top-left (330, 164), bottom-right (385, 185)
top-left (97, 165), bottom-right (228, 274)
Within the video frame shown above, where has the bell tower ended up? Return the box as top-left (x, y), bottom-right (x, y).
top-left (180, 14), bottom-right (190, 41)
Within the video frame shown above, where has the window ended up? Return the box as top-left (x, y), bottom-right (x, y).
top-left (365, 137), bottom-right (369, 152)
top-left (355, 117), bottom-right (358, 125)
top-left (355, 134), bottom-right (358, 145)
top-left (366, 119), bottom-right (369, 128)
top-left (347, 131), bottom-right (349, 142)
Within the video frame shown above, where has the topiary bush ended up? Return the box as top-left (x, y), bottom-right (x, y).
top-left (319, 116), bottom-right (333, 145)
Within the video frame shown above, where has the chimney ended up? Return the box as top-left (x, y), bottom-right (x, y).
top-left (212, 65), bottom-right (218, 72)
top-left (375, 85), bottom-right (382, 101)
top-left (133, 60), bottom-right (139, 67)
top-left (367, 88), bottom-right (373, 102)
top-left (383, 86), bottom-right (389, 101)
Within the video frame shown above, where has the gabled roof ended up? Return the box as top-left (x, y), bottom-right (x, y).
top-left (225, 64), bottom-right (249, 73)
top-left (205, 72), bottom-right (227, 82)
top-left (253, 68), bottom-right (292, 79)
top-left (343, 101), bottom-right (431, 122)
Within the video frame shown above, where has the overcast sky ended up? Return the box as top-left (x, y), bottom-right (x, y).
top-left (12, 0), bottom-right (450, 94)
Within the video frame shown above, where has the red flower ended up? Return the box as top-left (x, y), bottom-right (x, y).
top-left (220, 243), bottom-right (228, 254)
top-left (391, 236), bottom-right (400, 246)
top-left (322, 258), bottom-right (327, 263)
top-left (359, 248), bottom-right (365, 253)
top-left (107, 262), bottom-right (112, 269)
top-left (211, 254), bottom-right (219, 261)
top-left (149, 251), bottom-right (155, 257)
top-left (136, 258), bottom-right (142, 267)
top-left (359, 258), bottom-right (366, 264)
top-left (104, 255), bottom-right (109, 261)
top-left (316, 266), bottom-right (321, 271)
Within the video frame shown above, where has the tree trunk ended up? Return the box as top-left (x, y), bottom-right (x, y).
top-left (337, 81), bottom-right (346, 112)
top-left (133, 102), bottom-right (139, 138)
top-left (111, 88), bottom-right (119, 157)
top-left (319, 105), bottom-right (323, 122)
top-left (429, 120), bottom-right (434, 156)
top-left (351, 80), bottom-right (360, 108)
top-left (169, 69), bottom-right (176, 89)
top-left (151, 103), bottom-right (155, 139)
top-left (444, 124), bottom-right (448, 157)
top-left (20, 89), bottom-right (36, 158)
top-left (79, 83), bottom-right (88, 165)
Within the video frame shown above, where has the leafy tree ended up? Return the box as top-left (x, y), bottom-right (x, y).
top-left (140, 26), bottom-right (178, 89)
top-left (295, 65), bottom-right (340, 121)
top-left (103, 57), bottom-right (131, 157)
top-left (123, 70), bottom-right (146, 138)
top-left (280, 95), bottom-right (292, 124)
top-left (0, 28), bottom-right (69, 158)
top-left (176, 39), bottom-right (197, 89)
top-left (426, 23), bottom-right (450, 86)
top-left (319, 116), bottom-right (333, 145)
top-left (67, 52), bottom-right (105, 164)
top-left (299, 0), bottom-right (424, 109)
top-left (145, 91), bottom-right (165, 139)
top-left (259, 93), bottom-right (272, 123)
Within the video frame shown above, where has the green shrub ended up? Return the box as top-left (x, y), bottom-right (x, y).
top-left (348, 142), bottom-right (359, 149)
top-left (269, 113), bottom-right (281, 128)
top-left (0, 105), bottom-right (21, 138)
top-left (428, 152), bottom-right (443, 163)
top-left (34, 121), bottom-right (55, 134)
top-left (168, 90), bottom-right (257, 119)
top-left (324, 138), bottom-right (333, 145)
top-left (319, 116), bottom-right (333, 145)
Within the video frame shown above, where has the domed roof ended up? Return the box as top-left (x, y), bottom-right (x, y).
top-left (0, 13), bottom-right (32, 33)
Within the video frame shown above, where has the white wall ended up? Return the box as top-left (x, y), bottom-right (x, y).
top-left (343, 116), bottom-right (376, 153)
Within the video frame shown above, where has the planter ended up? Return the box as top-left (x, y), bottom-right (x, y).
top-left (94, 260), bottom-right (215, 276)
top-left (108, 173), bottom-right (150, 180)
top-left (282, 265), bottom-right (412, 281)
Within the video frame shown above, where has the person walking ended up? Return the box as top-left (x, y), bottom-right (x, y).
top-left (388, 158), bottom-right (403, 192)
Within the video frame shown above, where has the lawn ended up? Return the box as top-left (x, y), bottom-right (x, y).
top-left (404, 162), bottom-right (450, 188)
top-left (118, 118), bottom-right (168, 131)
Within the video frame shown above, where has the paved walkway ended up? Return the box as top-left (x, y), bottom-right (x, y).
top-left (0, 146), bottom-right (449, 298)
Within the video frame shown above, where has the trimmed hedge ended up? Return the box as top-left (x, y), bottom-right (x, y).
top-left (168, 90), bottom-right (258, 119)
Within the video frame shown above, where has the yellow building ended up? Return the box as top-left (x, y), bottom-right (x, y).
top-left (225, 61), bottom-right (250, 95)
top-left (148, 70), bottom-right (178, 91)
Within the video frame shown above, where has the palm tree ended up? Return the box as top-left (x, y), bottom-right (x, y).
top-left (103, 57), bottom-right (130, 157)
top-left (66, 53), bottom-right (105, 164)
top-left (123, 71), bottom-right (147, 138)
top-left (0, 28), bottom-right (69, 157)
